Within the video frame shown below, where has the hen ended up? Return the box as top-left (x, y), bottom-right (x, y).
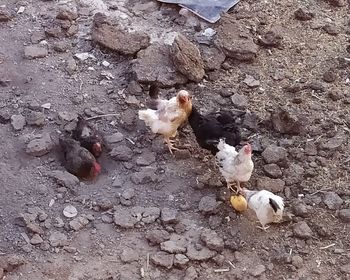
top-left (72, 116), bottom-right (104, 158)
top-left (242, 188), bottom-right (284, 231)
top-left (138, 90), bottom-right (192, 154)
top-left (188, 106), bottom-right (241, 155)
top-left (59, 137), bottom-right (101, 180)
top-left (216, 139), bottom-right (254, 192)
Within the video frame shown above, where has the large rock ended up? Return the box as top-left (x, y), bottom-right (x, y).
top-left (270, 107), bottom-right (305, 135)
top-left (262, 145), bottom-right (287, 164)
top-left (171, 33), bottom-right (205, 82)
top-left (49, 170), bottom-right (79, 190)
top-left (132, 43), bottom-right (187, 87)
top-left (91, 13), bottom-right (150, 55)
top-left (293, 221), bottom-right (313, 239)
top-left (24, 45), bottom-right (48, 59)
top-left (215, 18), bottom-right (258, 62)
top-left (26, 133), bottom-right (53, 156)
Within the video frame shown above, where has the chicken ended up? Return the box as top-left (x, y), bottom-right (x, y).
top-left (216, 139), bottom-right (254, 193)
top-left (188, 106), bottom-right (241, 155)
top-left (242, 188), bottom-right (284, 231)
top-left (59, 137), bottom-right (101, 180)
top-left (138, 90), bottom-right (192, 154)
top-left (72, 116), bottom-right (103, 158)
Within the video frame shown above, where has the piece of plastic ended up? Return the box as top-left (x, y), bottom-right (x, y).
top-left (158, 0), bottom-right (240, 23)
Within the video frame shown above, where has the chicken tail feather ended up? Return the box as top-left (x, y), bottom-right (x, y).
top-left (269, 198), bottom-right (280, 213)
top-left (217, 138), bottom-right (226, 151)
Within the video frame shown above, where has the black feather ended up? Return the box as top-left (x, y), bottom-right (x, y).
top-left (269, 198), bottom-right (280, 213)
top-left (188, 106), bottom-right (242, 155)
top-left (149, 83), bottom-right (160, 99)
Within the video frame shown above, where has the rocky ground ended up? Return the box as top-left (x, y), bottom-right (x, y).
top-left (0, 0), bottom-right (350, 279)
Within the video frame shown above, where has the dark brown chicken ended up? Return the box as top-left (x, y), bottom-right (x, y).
top-left (72, 116), bottom-right (103, 158)
top-left (59, 137), bottom-right (101, 180)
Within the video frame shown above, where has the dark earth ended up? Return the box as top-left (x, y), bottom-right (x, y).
top-left (0, 0), bottom-right (350, 279)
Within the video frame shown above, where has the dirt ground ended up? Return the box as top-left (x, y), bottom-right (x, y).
top-left (0, 0), bottom-right (350, 279)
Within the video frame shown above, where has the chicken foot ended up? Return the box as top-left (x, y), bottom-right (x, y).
top-left (226, 181), bottom-right (243, 194)
top-left (164, 137), bottom-right (180, 154)
top-left (255, 221), bottom-right (270, 231)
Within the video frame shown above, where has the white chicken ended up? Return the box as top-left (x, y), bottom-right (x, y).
top-left (215, 139), bottom-right (254, 193)
top-left (138, 90), bottom-right (192, 154)
top-left (242, 188), bottom-right (284, 231)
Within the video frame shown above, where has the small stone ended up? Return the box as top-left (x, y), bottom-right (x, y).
top-left (11, 114), bottom-right (26, 130)
top-left (26, 111), bottom-right (45, 126)
top-left (201, 46), bottom-right (226, 71)
top-left (262, 145), bottom-right (287, 164)
top-left (320, 133), bottom-right (346, 150)
top-left (58, 111), bottom-right (78, 122)
top-left (294, 8), bottom-right (314, 21)
top-left (102, 215), bottom-right (113, 223)
top-left (198, 196), bottom-right (221, 214)
top-left (293, 221), bottom-right (313, 239)
top-left (26, 133), bottom-right (53, 156)
top-left (120, 247), bottom-right (139, 263)
top-left (69, 216), bottom-right (89, 231)
top-left (231, 93), bottom-right (248, 109)
top-left (30, 234), bottom-right (43, 245)
top-left (161, 208), bottom-right (179, 224)
top-left (323, 24), bottom-right (339, 36)
top-left (305, 142), bottom-right (317, 155)
top-left (49, 231), bottom-right (68, 247)
top-left (160, 240), bottom-right (187, 254)
top-left (200, 229), bottom-right (224, 252)
top-left (136, 151), bottom-right (156, 166)
top-left (110, 145), bottom-right (133, 161)
top-left (56, 8), bottom-right (78, 21)
top-left (145, 229), bottom-right (170, 245)
top-left (53, 41), bottom-right (71, 52)
top-left (258, 31), bottom-right (282, 48)
top-left (271, 107), bottom-right (304, 135)
top-left (174, 254), bottom-right (189, 268)
top-left (105, 132), bottom-right (124, 144)
top-left (323, 192), bottom-right (343, 210)
top-left (24, 45), bottom-right (48, 59)
top-left (151, 251), bottom-right (174, 269)
top-left (66, 57), bottom-right (77, 75)
top-left (49, 170), bottom-right (79, 190)
top-left (184, 266), bottom-right (198, 280)
top-left (338, 209), bottom-right (350, 223)
top-left (243, 75), bottom-right (260, 88)
top-left (292, 255), bottom-right (303, 268)
top-left (38, 212), bottom-right (48, 222)
top-left (323, 69), bottom-right (337, 83)
top-left (122, 188), bottom-right (135, 200)
top-left (208, 215), bottom-right (222, 229)
top-left (130, 167), bottom-right (157, 185)
top-left (63, 205), bottom-right (78, 218)
top-left (113, 208), bottom-right (138, 229)
top-left (263, 163), bottom-right (283, 178)
top-left (186, 244), bottom-right (216, 261)
top-left (249, 264), bottom-right (266, 277)
top-left (96, 197), bottom-right (113, 211)
top-left (291, 201), bottom-right (309, 217)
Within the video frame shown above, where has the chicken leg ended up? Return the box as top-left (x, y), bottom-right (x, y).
top-left (164, 137), bottom-right (180, 154)
top-left (226, 181), bottom-right (243, 194)
top-left (255, 221), bottom-right (270, 231)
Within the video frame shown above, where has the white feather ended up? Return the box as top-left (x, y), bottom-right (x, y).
top-left (243, 189), bottom-right (284, 227)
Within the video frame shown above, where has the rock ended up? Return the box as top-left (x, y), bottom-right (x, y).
top-left (171, 33), bottom-right (204, 82)
top-left (338, 209), bottom-right (350, 223)
top-left (262, 145), bottom-right (287, 164)
top-left (161, 208), bottom-right (179, 224)
top-left (292, 255), bottom-right (303, 268)
top-left (66, 57), bottom-right (77, 75)
top-left (160, 240), bottom-right (186, 254)
top-left (45, 26), bottom-right (62, 38)
top-left (114, 208), bottom-right (138, 229)
top-left (132, 43), bottom-right (187, 87)
top-left (200, 229), bottom-right (224, 252)
top-left (283, 163), bottom-right (305, 185)
top-left (27, 223), bottom-right (44, 234)
top-left (305, 142), bottom-right (317, 156)
top-left (323, 192), bottom-right (343, 210)
top-left (56, 8), bottom-right (78, 21)
top-left (49, 170), bottom-right (79, 190)
top-left (243, 75), bottom-right (260, 88)
top-left (91, 13), bottom-right (150, 55)
top-left (186, 244), bottom-right (216, 261)
top-left (323, 24), bottom-right (339, 36)
top-left (145, 229), bottom-right (170, 245)
top-left (201, 46), bottom-right (226, 71)
top-left (26, 133), bottom-right (53, 156)
top-left (114, 206), bottom-right (160, 228)
top-left (341, 264), bottom-right (350, 273)
top-left (323, 69), bottom-right (337, 83)
top-left (184, 266), bottom-right (198, 280)
top-left (141, 207), bottom-right (161, 224)
top-left (105, 132), bottom-right (124, 145)
top-left (30, 234), bottom-right (43, 245)
top-left (102, 215), bottom-right (113, 224)
top-left (151, 251), bottom-right (174, 269)
top-left (215, 19), bottom-right (258, 62)
top-left (0, 9), bottom-right (13, 22)
top-left (69, 216), bottom-right (89, 231)
top-left (11, 114), bottom-right (26, 130)
top-left (122, 188), bottom-right (135, 200)
top-left (63, 205), bottom-right (78, 218)
top-left (263, 163), bottom-right (282, 178)
top-left (121, 247), bottom-right (139, 263)
top-left (294, 8), bottom-right (314, 21)
top-left (130, 167), bottom-right (157, 185)
top-left (53, 41), bottom-right (71, 52)
top-left (291, 201), bottom-right (309, 217)
top-left (110, 145), bottom-right (133, 161)
top-left (249, 264), bottom-right (266, 277)
top-left (24, 45), bottom-right (48, 59)
top-left (320, 133), bottom-right (346, 150)
top-left (49, 231), bottom-right (68, 247)
top-left (95, 197), bottom-right (113, 211)
top-left (198, 196), bottom-right (221, 214)
top-left (1, 255), bottom-right (26, 272)
top-left (26, 111), bottom-right (45, 126)
top-left (258, 31), bottom-right (283, 48)
top-left (58, 111), bottom-right (78, 122)
top-left (208, 215), bottom-right (222, 230)
top-left (231, 93), bottom-right (248, 109)
top-left (271, 108), bottom-right (304, 135)
top-left (293, 221), bottom-right (313, 239)
top-left (0, 110), bottom-right (11, 124)
top-left (136, 151), bottom-right (156, 166)
top-left (174, 254), bottom-right (189, 268)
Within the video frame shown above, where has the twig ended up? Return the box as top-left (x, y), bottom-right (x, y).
top-left (227, 260), bottom-right (236, 269)
top-left (146, 253), bottom-right (150, 271)
top-left (320, 243), bottom-right (336, 250)
top-left (289, 248), bottom-right (293, 256)
top-left (85, 113), bottom-right (120, 120)
top-left (214, 268), bottom-right (230, 273)
top-left (310, 188), bottom-right (332, 196)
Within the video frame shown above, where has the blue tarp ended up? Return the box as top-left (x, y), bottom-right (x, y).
top-left (157, 0), bottom-right (240, 23)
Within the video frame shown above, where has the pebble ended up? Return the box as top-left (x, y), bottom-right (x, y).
top-left (63, 205), bottom-right (78, 218)
top-left (26, 133), bottom-right (53, 157)
top-left (69, 216), bottom-right (89, 231)
top-left (263, 163), bottom-right (283, 178)
top-left (136, 151), bottom-right (156, 166)
top-left (249, 264), bottom-right (266, 277)
top-left (200, 229), bottom-right (224, 252)
top-left (110, 145), bottom-right (133, 161)
top-left (262, 145), bottom-right (287, 164)
top-left (161, 208), bottom-right (179, 224)
top-left (95, 197), bottom-right (113, 211)
top-left (174, 253), bottom-right (189, 268)
top-left (30, 234), bottom-right (43, 245)
top-left (294, 8), bottom-right (314, 21)
top-left (74, 52), bottom-right (96, 61)
top-left (120, 247), bottom-right (140, 263)
top-left (145, 229), bottom-right (170, 245)
top-left (122, 188), bottom-right (135, 200)
top-left (49, 170), bottom-right (79, 191)
top-left (160, 240), bottom-right (187, 254)
top-left (66, 57), bottom-right (77, 75)
top-left (338, 209), bottom-right (350, 223)
top-left (293, 221), bottom-right (313, 239)
top-left (102, 215), bottom-right (113, 224)
top-left (231, 93), bottom-right (248, 109)
top-left (105, 132), bottom-right (124, 145)
top-left (58, 111), bottom-right (78, 122)
top-left (11, 114), bottom-right (26, 130)
top-left (198, 196), bottom-right (221, 214)
top-left (186, 244), bottom-right (217, 261)
top-left (26, 111), bottom-right (46, 126)
top-left (184, 266), bottom-right (198, 280)
top-left (243, 74), bottom-right (260, 88)
top-left (49, 231), bottom-right (68, 247)
top-left (151, 251), bottom-right (174, 269)
top-left (24, 45), bottom-right (48, 59)
top-left (323, 192), bottom-right (343, 210)
top-left (292, 200), bottom-right (309, 217)
top-left (292, 255), bottom-right (303, 268)
top-left (256, 177), bottom-right (285, 193)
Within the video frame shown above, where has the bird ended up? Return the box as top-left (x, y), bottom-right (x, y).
top-left (72, 116), bottom-right (104, 158)
top-left (188, 106), bottom-right (241, 155)
top-left (59, 136), bottom-right (101, 180)
top-left (216, 139), bottom-right (254, 193)
top-left (138, 90), bottom-right (192, 154)
top-left (242, 188), bottom-right (284, 231)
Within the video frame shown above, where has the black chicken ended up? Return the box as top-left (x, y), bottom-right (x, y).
top-left (59, 137), bottom-right (101, 180)
top-left (72, 116), bottom-right (104, 158)
top-left (188, 106), bottom-right (242, 155)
